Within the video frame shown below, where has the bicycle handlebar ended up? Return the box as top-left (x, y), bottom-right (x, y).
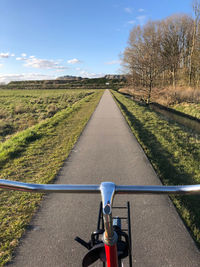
top-left (1, 179), bottom-right (200, 195)
top-left (1, 179), bottom-right (200, 247)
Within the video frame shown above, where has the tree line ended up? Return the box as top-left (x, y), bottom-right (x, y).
top-left (122, 1), bottom-right (200, 103)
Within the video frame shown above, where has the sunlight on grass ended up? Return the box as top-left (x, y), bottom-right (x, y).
top-left (0, 89), bottom-right (104, 266)
top-left (112, 90), bottom-right (200, 247)
top-left (172, 103), bottom-right (200, 119)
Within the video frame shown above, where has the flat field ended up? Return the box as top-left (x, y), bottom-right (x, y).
top-left (0, 89), bottom-right (104, 266)
top-left (0, 89), bottom-right (94, 143)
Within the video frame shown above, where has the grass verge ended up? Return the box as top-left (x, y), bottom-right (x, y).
top-left (0, 90), bottom-right (104, 266)
top-left (172, 103), bottom-right (200, 119)
top-left (111, 90), bottom-right (200, 247)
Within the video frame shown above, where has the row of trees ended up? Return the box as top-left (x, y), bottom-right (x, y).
top-left (122, 1), bottom-right (200, 103)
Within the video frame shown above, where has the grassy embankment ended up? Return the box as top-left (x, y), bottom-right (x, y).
top-left (0, 89), bottom-right (104, 266)
top-left (172, 103), bottom-right (200, 119)
top-left (119, 87), bottom-right (200, 119)
top-left (111, 90), bottom-right (200, 246)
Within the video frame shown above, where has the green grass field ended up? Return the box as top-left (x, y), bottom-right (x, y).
top-left (0, 89), bottom-right (104, 266)
top-left (111, 90), bottom-right (200, 247)
top-left (0, 89), bottom-right (94, 143)
top-left (172, 103), bottom-right (200, 119)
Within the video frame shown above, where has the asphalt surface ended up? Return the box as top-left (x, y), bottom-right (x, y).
top-left (9, 90), bottom-right (200, 266)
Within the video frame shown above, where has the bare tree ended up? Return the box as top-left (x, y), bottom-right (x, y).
top-left (123, 21), bottom-right (163, 103)
top-left (160, 15), bottom-right (193, 88)
top-left (122, 12), bottom-right (200, 101)
top-left (188, 1), bottom-right (200, 85)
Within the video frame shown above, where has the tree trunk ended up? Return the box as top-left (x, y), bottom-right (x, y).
top-left (189, 1), bottom-right (200, 86)
top-left (147, 79), bottom-right (152, 104)
top-left (172, 68), bottom-right (176, 89)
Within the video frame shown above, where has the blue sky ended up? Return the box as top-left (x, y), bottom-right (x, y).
top-left (0, 0), bottom-right (194, 83)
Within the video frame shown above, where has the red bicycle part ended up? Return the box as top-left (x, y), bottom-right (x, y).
top-left (105, 243), bottom-right (118, 267)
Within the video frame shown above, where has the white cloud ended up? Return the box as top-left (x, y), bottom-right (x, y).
top-left (128, 20), bottom-right (136, 25)
top-left (136, 15), bottom-right (146, 25)
top-left (138, 8), bottom-right (145, 12)
top-left (25, 58), bottom-right (67, 69)
top-left (124, 7), bottom-right (133, 14)
top-left (0, 52), bottom-right (10, 58)
top-left (0, 64), bottom-right (3, 68)
top-left (0, 73), bottom-right (56, 84)
top-left (24, 57), bottom-right (66, 70)
top-left (67, 58), bottom-right (81, 64)
top-left (105, 60), bottom-right (120, 65)
top-left (16, 55), bottom-right (67, 70)
top-left (21, 53), bottom-right (27, 57)
top-left (0, 52), bottom-right (15, 58)
top-left (79, 70), bottom-right (104, 78)
top-left (16, 57), bottom-right (26, 61)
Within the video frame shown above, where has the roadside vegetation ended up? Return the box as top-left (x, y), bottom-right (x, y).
top-left (119, 86), bottom-right (200, 119)
top-left (112, 90), bottom-right (200, 247)
top-left (0, 89), bottom-right (94, 143)
top-left (0, 89), bottom-right (104, 266)
top-left (121, 1), bottom-right (200, 119)
top-left (172, 103), bottom-right (200, 119)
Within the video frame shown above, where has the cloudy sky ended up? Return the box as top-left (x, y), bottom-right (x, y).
top-left (0, 0), bottom-right (194, 83)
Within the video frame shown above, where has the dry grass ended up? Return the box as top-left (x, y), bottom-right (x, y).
top-left (157, 87), bottom-right (200, 105)
top-left (119, 86), bottom-right (200, 106)
top-left (14, 104), bottom-right (29, 114)
top-left (119, 87), bottom-right (148, 102)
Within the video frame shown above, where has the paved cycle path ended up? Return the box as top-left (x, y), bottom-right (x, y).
top-left (9, 90), bottom-right (200, 266)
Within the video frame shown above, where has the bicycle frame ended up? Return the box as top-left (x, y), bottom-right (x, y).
top-left (1, 179), bottom-right (200, 267)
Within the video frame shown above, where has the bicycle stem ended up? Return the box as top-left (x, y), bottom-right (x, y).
top-left (100, 182), bottom-right (118, 246)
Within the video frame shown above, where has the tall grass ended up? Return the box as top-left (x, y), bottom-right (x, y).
top-left (119, 86), bottom-right (200, 105)
top-left (157, 86), bottom-right (200, 105)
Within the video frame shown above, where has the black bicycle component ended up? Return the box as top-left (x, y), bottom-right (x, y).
top-left (112, 202), bottom-right (132, 266)
top-left (76, 230), bottom-right (105, 267)
top-left (74, 236), bottom-right (92, 250)
top-left (127, 201), bottom-right (133, 267)
top-left (75, 201), bottom-right (133, 266)
top-left (82, 242), bottom-right (105, 267)
top-left (114, 225), bottom-right (129, 259)
top-left (91, 229), bottom-right (104, 247)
